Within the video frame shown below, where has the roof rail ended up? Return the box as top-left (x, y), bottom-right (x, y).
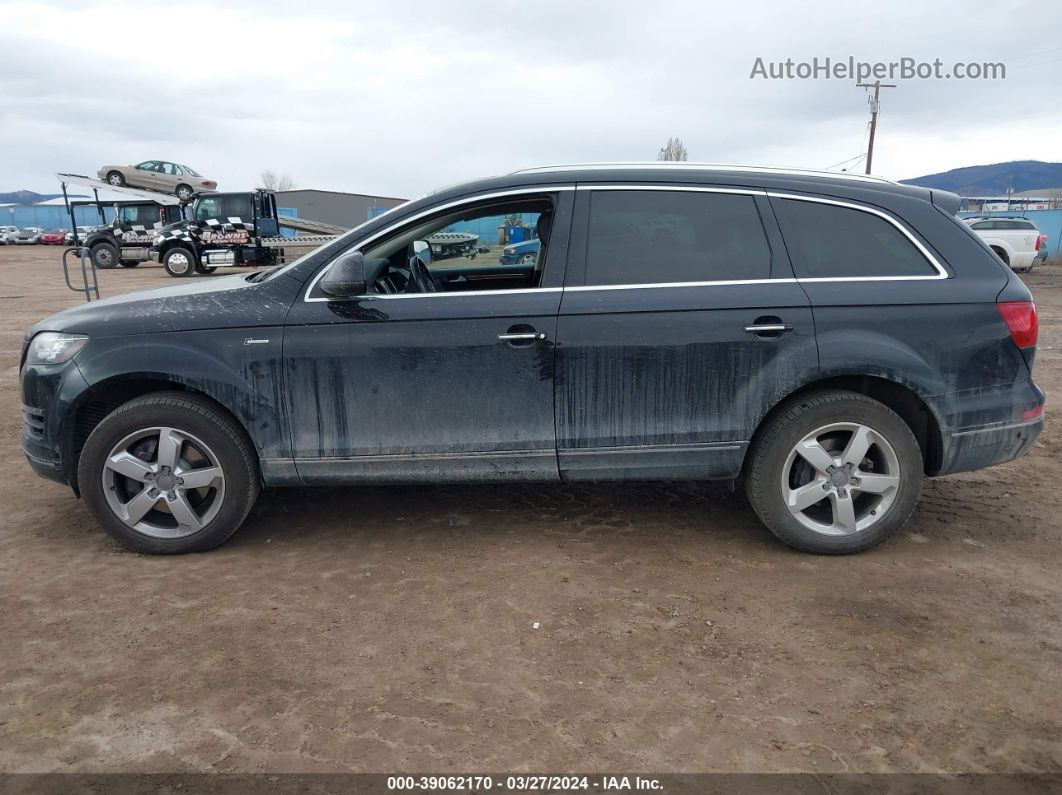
top-left (511, 162), bottom-right (895, 184)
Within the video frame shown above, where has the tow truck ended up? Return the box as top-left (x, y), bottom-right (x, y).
top-left (149, 189), bottom-right (344, 277)
top-left (82, 200), bottom-right (186, 269)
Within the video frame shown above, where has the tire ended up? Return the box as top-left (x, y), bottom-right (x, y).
top-left (175, 184), bottom-right (193, 201)
top-left (120, 261), bottom-right (140, 268)
top-left (106, 170), bottom-right (125, 187)
top-left (77, 392), bottom-right (259, 554)
top-left (90, 242), bottom-right (119, 269)
top-left (195, 263), bottom-right (218, 274)
top-left (163, 246), bottom-right (196, 277)
top-left (517, 253), bottom-right (537, 265)
top-left (744, 390), bottom-right (923, 555)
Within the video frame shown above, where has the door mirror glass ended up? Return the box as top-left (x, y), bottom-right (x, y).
top-left (321, 250), bottom-right (367, 297)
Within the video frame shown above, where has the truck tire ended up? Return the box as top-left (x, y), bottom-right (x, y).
top-left (176, 184), bottom-right (194, 201)
top-left (77, 392), bottom-right (260, 554)
top-left (106, 170), bottom-right (125, 187)
top-left (163, 247), bottom-right (196, 277)
top-left (195, 263), bottom-right (218, 275)
top-left (744, 390), bottom-right (922, 555)
top-left (90, 242), bottom-right (118, 269)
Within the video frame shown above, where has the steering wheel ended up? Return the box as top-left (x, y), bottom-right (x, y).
top-left (406, 255), bottom-right (438, 293)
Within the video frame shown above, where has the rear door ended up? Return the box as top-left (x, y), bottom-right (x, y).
top-left (555, 184), bottom-right (818, 480)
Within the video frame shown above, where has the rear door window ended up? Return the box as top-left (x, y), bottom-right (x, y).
top-left (773, 198), bottom-right (938, 278)
top-left (584, 190), bottom-right (772, 285)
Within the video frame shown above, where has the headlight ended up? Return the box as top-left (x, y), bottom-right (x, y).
top-left (27, 332), bottom-right (88, 365)
top-left (503, 247), bottom-right (515, 255)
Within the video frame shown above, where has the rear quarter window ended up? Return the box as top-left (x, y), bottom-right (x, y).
top-left (773, 198), bottom-right (937, 278)
top-left (585, 190), bottom-right (772, 285)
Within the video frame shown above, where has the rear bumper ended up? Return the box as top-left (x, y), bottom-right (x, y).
top-left (937, 416), bottom-right (1044, 476)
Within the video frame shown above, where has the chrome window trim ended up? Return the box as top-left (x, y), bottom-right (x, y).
top-left (302, 186), bottom-right (576, 302)
top-left (301, 183), bottom-right (948, 303)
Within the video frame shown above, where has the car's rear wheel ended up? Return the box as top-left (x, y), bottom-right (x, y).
top-left (90, 242), bottom-right (118, 269)
top-left (175, 184), bottom-right (193, 201)
top-left (163, 247), bottom-right (196, 277)
top-left (106, 170), bottom-right (125, 187)
top-left (78, 393), bottom-right (259, 554)
top-left (744, 390), bottom-right (922, 554)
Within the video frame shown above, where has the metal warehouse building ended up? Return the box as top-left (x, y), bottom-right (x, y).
top-left (274, 189), bottom-right (406, 229)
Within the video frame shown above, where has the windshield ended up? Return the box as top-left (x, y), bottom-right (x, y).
top-left (182, 165), bottom-right (202, 177)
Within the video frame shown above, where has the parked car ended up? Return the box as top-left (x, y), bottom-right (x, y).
top-left (963, 216), bottom-right (1041, 272)
top-left (39, 229), bottom-right (67, 245)
top-left (20, 165), bottom-right (1044, 556)
top-left (65, 226), bottom-right (97, 246)
top-left (12, 227), bottom-right (43, 245)
top-left (500, 238), bottom-right (540, 265)
top-left (0, 225), bottom-right (18, 244)
top-left (1036, 233), bottom-right (1050, 266)
top-left (96, 161), bottom-right (217, 201)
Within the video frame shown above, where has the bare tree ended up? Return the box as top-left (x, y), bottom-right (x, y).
top-left (657, 137), bottom-right (689, 162)
top-left (258, 169), bottom-right (297, 191)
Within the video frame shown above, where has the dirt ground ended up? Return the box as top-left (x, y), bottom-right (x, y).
top-left (0, 244), bottom-right (1060, 775)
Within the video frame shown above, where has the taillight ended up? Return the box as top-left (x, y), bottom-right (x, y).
top-left (997, 301), bottom-right (1038, 349)
top-left (1036, 234), bottom-right (1047, 251)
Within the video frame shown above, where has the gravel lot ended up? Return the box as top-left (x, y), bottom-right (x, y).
top-left (1, 245), bottom-right (1060, 774)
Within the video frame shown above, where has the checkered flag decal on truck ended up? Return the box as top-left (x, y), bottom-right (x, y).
top-left (155, 217), bottom-right (251, 245)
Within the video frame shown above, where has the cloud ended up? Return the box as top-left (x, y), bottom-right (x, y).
top-left (1, 0), bottom-right (1059, 198)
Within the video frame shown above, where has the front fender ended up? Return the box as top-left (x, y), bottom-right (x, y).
top-left (73, 330), bottom-right (289, 461)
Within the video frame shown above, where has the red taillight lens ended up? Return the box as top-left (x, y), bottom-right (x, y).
top-left (1021, 405), bottom-right (1044, 421)
top-left (1036, 234), bottom-right (1046, 251)
top-left (997, 301), bottom-right (1038, 349)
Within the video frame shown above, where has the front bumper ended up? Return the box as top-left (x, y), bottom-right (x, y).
top-left (20, 359), bottom-right (94, 489)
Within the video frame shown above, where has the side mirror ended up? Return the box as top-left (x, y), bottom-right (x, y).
top-left (411, 239), bottom-right (432, 267)
top-left (320, 250), bottom-right (367, 297)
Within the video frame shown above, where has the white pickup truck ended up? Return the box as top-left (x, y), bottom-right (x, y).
top-left (964, 216), bottom-right (1046, 272)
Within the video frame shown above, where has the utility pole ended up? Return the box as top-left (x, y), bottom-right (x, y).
top-left (856, 80), bottom-right (896, 174)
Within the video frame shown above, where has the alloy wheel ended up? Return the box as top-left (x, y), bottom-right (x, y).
top-left (101, 427), bottom-right (226, 538)
top-left (780, 422), bottom-right (901, 536)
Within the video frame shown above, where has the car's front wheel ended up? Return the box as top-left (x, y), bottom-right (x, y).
top-left (744, 390), bottom-right (922, 554)
top-left (78, 393), bottom-right (259, 554)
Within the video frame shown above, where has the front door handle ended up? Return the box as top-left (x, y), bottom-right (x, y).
top-left (497, 332), bottom-right (547, 341)
top-left (743, 323), bottom-right (793, 335)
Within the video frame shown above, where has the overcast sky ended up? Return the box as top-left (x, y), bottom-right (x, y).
top-left (2, 0), bottom-right (1059, 199)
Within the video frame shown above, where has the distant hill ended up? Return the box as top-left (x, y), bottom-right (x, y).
top-left (0, 190), bottom-right (72, 204)
top-left (901, 160), bottom-right (1062, 195)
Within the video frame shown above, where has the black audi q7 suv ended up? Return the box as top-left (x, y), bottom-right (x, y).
top-left (20, 164), bottom-right (1044, 555)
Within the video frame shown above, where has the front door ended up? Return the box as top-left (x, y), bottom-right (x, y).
top-left (555, 186), bottom-right (819, 480)
top-left (283, 188), bottom-right (574, 483)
